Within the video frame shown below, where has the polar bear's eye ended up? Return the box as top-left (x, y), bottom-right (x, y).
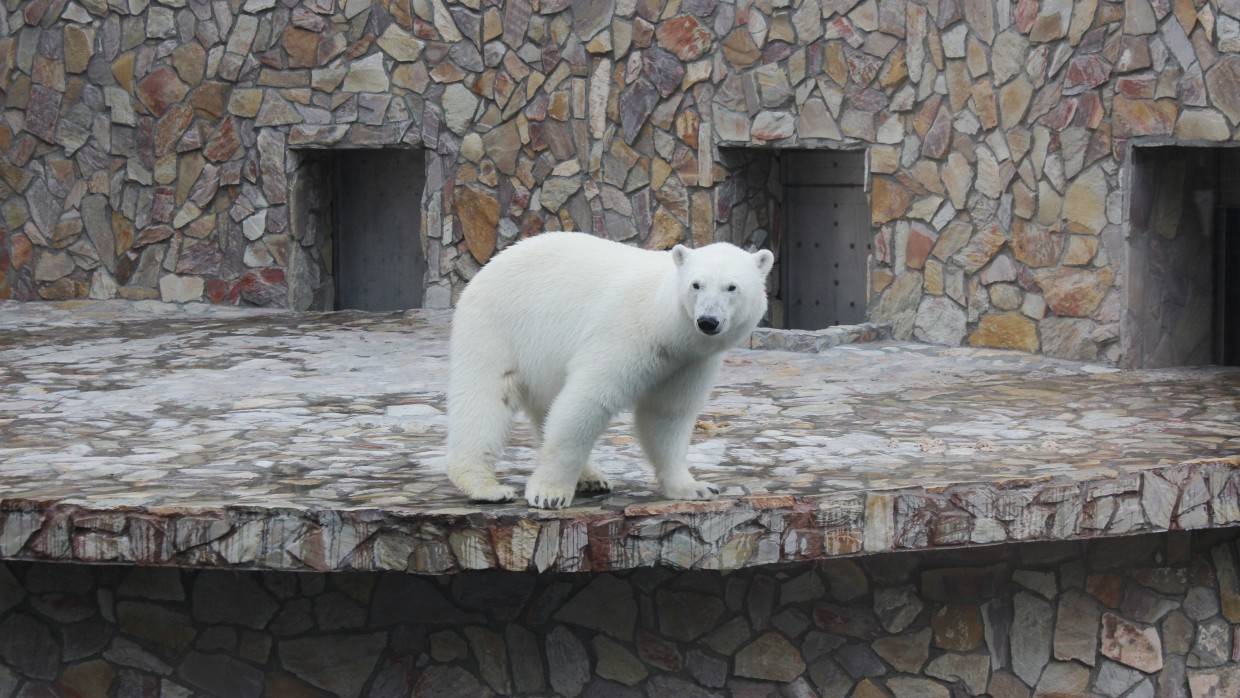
top-left (727, 284), bottom-right (737, 292)
top-left (691, 282), bottom-right (701, 290)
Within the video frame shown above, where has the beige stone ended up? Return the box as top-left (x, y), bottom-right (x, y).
top-left (1032, 267), bottom-right (1115, 317)
top-left (1063, 167), bottom-right (1109, 235)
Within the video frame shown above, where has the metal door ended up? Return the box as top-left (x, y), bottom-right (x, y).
top-left (333, 149), bottom-right (426, 311)
top-left (782, 151), bottom-right (869, 330)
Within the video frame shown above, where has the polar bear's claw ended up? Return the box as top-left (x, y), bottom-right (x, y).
top-left (663, 479), bottom-right (720, 501)
top-left (576, 467), bottom-right (612, 495)
top-left (466, 483), bottom-right (518, 503)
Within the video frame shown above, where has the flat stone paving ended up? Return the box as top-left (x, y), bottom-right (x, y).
top-left (1, 301), bottom-right (1239, 575)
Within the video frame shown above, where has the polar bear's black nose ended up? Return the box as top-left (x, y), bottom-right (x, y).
top-left (697, 316), bottom-right (721, 335)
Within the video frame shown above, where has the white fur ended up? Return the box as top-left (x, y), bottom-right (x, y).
top-left (445, 232), bottom-right (774, 509)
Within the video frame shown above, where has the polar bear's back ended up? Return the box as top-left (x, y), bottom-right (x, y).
top-left (451, 232), bottom-right (671, 372)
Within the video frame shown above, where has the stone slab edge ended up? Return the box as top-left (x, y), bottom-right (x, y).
top-left (749, 323), bottom-right (893, 353)
top-left (1, 457), bottom-right (1237, 576)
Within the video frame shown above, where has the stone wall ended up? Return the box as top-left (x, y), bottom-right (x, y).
top-left (2, 0), bottom-right (1240, 361)
top-left (1, 530), bottom-right (1239, 697)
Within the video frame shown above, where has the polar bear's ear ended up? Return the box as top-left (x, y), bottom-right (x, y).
top-left (672, 244), bottom-right (690, 268)
top-left (754, 249), bottom-right (775, 275)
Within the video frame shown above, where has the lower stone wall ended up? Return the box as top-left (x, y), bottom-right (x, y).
top-left (2, 530), bottom-right (1239, 698)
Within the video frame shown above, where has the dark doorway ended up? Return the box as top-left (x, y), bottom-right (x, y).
top-left (1127, 147), bottom-right (1240, 367)
top-left (780, 151), bottom-right (869, 330)
top-left (330, 149), bottom-right (426, 311)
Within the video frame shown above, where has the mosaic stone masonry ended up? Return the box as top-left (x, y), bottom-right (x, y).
top-left (2, 301), bottom-right (1238, 575)
top-left (3, 0), bottom-right (1240, 361)
top-left (2, 531), bottom-right (1240, 697)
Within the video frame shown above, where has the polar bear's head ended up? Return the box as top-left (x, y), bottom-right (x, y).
top-left (672, 243), bottom-right (775, 341)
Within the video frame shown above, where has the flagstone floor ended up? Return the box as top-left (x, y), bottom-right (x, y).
top-left (1, 300), bottom-right (1238, 573)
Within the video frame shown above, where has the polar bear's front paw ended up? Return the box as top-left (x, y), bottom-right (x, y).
top-left (466, 483), bottom-right (518, 503)
top-left (526, 473), bottom-right (577, 509)
top-left (662, 479), bottom-right (720, 501)
top-left (576, 465), bottom-right (612, 495)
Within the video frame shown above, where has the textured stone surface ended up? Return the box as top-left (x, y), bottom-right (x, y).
top-left (0, 0), bottom-right (1231, 369)
top-left (0, 303), bottom-right (1238, 576)
top-left (0, 530), bottom-right (1228, 697)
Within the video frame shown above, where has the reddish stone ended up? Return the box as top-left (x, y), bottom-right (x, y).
top-left (1011, 219), bottom-right (1062, 268)
top-left (1112, 97), bottom-right (1177, 137)
top-left (155, 103), bottom-right (194, 158)
top-left (1063, 55), bottom-right (1112, 96)
top-left (454, 185), bottom-right (499, 264)
top-left (134, 226), bottom-right (174, 248)
top-left (239, 268), bottom-right (287, 306)
top-left (921, 104), bottom-right (952, 159)
top-left (205, 279), bottom-right (240, 305)
top-left (1072, 92), bottom-right (1105, 129)
top-left (1012, 0), bottom-right (1038, 33)
top-left (656, 15), bottom-right (712, 61)
top-left (10, 232), bottom-right (31, 270)
top-left (905, 223), bottom-right (937, 270)
top-left (1116, 75), bottom-right (1157, 99)
top-left (1038, 98), bottom-right (1078, 130)
top-left (151, 187), bottom-right (175, 224)
top-left (25, 84), bottom-right (61, 143)
top-left (636, 630), bottom-right (682, 672)
top-left (1032, 267), bottom-right (1115, 317)
top-left (136, 67), bottom-right (189, 117)
top-left (203, 117), bottom-right (241, 162)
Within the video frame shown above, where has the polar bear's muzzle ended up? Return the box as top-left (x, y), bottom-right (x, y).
top-left (696, 316), bottom-right (722, 335)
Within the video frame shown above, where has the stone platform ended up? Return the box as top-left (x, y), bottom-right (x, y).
top-left (1, 301), bottom-right (1238, 575)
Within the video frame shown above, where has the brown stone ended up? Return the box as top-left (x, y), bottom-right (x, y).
top-left (648, 207), bottom-right (683, 249)
top-left (932, 605), bottom-right (984, 651)
top-left (905, 224), bottom-right (937, 270)
top-left (455, 186), bottom-right (499, 264)
top-left (1112, 97), bottom-right (1178, 137)
top-left (1086, 574), bottom-right (1123, 608)
top-left (1011, 219), bottom-right (1062, 268)
top-left (968, 313), bottom-right (1039, 352)
top-left (64, 26), bottom-right (93, 74)
top-left (871, 177), bottom-right (913, 224)
top-left (283, 28), bottom-right (321, 69)
top-left (1205, 56), bottom-right (1240, 125)
top-left (136, 67), bottom-right (189, 117)
top-left (171, 44), bottom-right (206, 86)
top-left (190, 82), bottom-right (231, 119)
top-left (721, 28), bottom-right (760, 67)
top-left (55, 659), bottom-right (114, 698)
top-left (1100, 612), bottom-right (1162, 673)
top-left (1032, 267), bottom-right (1114, 317)
top-left (951, 222), bottom-right (1006, 273)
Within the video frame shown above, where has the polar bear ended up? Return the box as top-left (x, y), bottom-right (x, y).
top-left (445, 231), bottom-right (774, 509)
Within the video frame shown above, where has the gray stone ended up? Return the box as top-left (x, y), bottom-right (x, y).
top-left (464, 627), bottom-right (511, 694)
top-left (0, 565), bottom-right (25, 617)
top-left (823, 560), bottom-right (868, 601)
top-left (873, 627), bottom-right (931, 673)
top-left (746, 575), bottom-right (778, 630)
top-left (118, 568), bottom-right (185, 601)
top-left (313, 591), bottom-right (366, 630)
top-left (547, 625), bottom-right (589, 697)
top-left (371, 575), bottom-right (471, 625)
top-left (414, 665), bottom-right (493, 698)
top-left (926, 652), bottom-right (990, 695)
top-left (192, 571), bottom-right (278, 629)
top-left (1013, 570), bottom-right (1057, 599)
top-left (836, 643), bottom-right (887, 679)
top-left (1122, 585), bottom-right (1177, 623)
top-left (781, 571), bottom-right (825, 605)
top-left (887, 677), bottom-right (950, 698)
top-left (1094, 659), bottom-right (1144, 697)
top-left (1011, 592), bottom-right (1053, 686)
top-left (735, 632), bottom-right (806, 682)
top-left (1163, 610), bottom-right (1194, 655)
top-left (1184, 586), bottom-right (1220, 621)
top-left (1190, 619), bottom-right (1232, 667)
top-left (0, 613), bottom-right (60, 680)
top-left (506, 624), bottom-right (544, 693)
top-left (873, 585), bottom-right (923, 634)
top-left (430, 630), bottom-right (468, 662)
top-left (913, 296), bottom-right (967, 346)
top-left (771, 607), bottom-right (811, 639)
top-left (179, 651), bottom-right (263, 698)
top-left (1034, 661), bottom-right (1090, 697)
top-left (706, 617), bottom-right (751, 655)
top-left (646, 676), bottom-right (720, 698)
top-left (687, 649), bottom-right (727, 688)
top-left (279, 633), bottom-right (387, 698)
top-left (595, 635), bottom-right (647, 686)
top-left (659, 589), bottom-right (725, 641)
top-left (118, 602), bottom-right (195, 652)
top-left (556, 574), bottom-right (636, 640)
top-left (1054, 590), bottom-right (1101, 665)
